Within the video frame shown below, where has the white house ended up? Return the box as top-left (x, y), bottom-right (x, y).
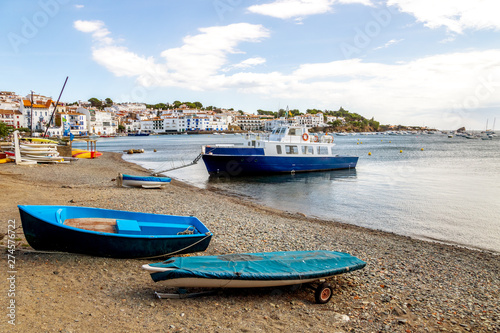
top-left (295, 112), bottom-right (324, 127)
top-left (235, 115), bottom-right (264, 131)
top-left (19, 96), bottom-right (59, 132)
top-left (91, 110), bottom-right (117, 135)
top-left (0, 109), bottom-right (23, 129)
top-left (162, 115), bottom-right (187, 133)
top-left (185, 115), bottom-right (211, 131)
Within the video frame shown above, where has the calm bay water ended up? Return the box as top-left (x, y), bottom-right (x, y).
top-left (75, 133), bottom-right (500, 253)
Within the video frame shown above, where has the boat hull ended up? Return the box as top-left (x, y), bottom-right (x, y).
top-left (72, 149), bottom-right (103, 159)
top-left (118, 173), bottom-right (171, 188)
top-left (202, 154), bottom-right (358, 176)
top-left (18, 205), bottom-right (212, 259)
top-left (143, 251), bottom-right (366, 288)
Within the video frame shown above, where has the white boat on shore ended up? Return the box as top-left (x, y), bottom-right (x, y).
top-left (117, 173), bottom-right (171, 189)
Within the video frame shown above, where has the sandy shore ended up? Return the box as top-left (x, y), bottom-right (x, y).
top-left (0, 153), bottom-right (498, 332)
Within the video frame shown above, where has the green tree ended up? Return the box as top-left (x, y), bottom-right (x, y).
top-left (257, 109), bottom-right (277, 117)
top-left (331, 120), bottom-right (342, 127)
top-left (193, 101), bottom-right (203, 109)
top-left (0, 122), bottom-right (10, 137)
top-left (105, 98), bottom-right (113, 107)
top-left (88, 98), bottom-right (103, 110)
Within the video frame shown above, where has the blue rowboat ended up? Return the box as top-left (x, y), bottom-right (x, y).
top-left (142, 250), bottom-right (366, 303)
top-left (18, 205), bottom-right (212, 259)
top-left (118, 173), bottom-right (171, 188)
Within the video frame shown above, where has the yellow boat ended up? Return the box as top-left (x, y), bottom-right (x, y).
top-left (72, 148), bottom-right (102, 159)
top-left (20, 138), bottom-right (59, 144)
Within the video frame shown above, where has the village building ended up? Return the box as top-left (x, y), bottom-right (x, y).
top-left (0, 109), bottom-right (23, 129)
top-left (235, 115), bottom-right (266, 131)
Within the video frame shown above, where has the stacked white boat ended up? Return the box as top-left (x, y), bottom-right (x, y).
top-left (7, 130), bottom-right (67, 164)
top-left (18, 142), bottom-right (64, 163)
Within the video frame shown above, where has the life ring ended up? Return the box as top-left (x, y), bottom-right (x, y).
top-left (313, 135), bottom-right (319, 142)
top-left (302, 133), bottom-right (309, 141)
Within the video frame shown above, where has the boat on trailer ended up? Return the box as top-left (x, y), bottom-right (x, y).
top-left (117, 173), bottom-right (171, 188)
top-left (142, 250), bottom-right (366, 303)
top-left (18, 205), bottom-right (212, 259)
top-left (201, 125), bottom-right (358, 177)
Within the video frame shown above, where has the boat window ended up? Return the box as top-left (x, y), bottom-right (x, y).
top-left (288, 128), bottom-right (297, 136)
top-left (279, 127), bottom-right (286, 134)
top-left (301, 146), bottom-right (314, 155)
top-left (285, 145), bottom-right (298, 154)
top-left (318, 146), bottom-right (329, 155)
top-left (276, 145), bottom-right (282, 154)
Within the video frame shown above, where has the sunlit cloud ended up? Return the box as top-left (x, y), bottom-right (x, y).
top-left (247, 0), bottom-right (373, 20)
top-left (387, 0), bottom-right (500, 33)
top-left (373, 38), bottom-right (404, 50)
top-left (74, 20), bottom-right (113, 45)
top-left (75, 20), bottom-right (500, 129)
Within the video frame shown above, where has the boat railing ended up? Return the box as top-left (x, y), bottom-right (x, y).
top-left (245, 132), bottom-right (334, 144)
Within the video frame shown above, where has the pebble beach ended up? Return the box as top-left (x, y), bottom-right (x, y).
top-left (1, 152), bottom-right (499, 332)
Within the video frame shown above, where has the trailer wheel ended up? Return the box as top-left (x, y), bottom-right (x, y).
top-left (315, 282), bottom-right (333, 304)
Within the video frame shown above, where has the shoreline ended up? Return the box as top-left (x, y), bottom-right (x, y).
top-left (165, 163), bottom-right (499, 256)
top-left (1, 152), bottom-right (499, 332)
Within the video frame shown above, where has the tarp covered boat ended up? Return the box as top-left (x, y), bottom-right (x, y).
top-left (117, 173), bottom-right (171, 188)
top-left (143, 250), bottom-right (366, 288)
top-left (18, 205), bottom-right (212, 258)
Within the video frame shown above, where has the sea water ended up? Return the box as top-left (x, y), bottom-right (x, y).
top-left (75, 134), bottom-right (500, 253)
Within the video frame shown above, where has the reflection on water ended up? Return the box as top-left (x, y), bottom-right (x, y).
top-left (208, 168), bottom-right (357, 185)
top-left (76, 134), bottom-right (500, 253)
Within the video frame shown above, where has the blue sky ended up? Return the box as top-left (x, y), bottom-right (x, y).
top-left (2, 0), bottom-right (500, 129)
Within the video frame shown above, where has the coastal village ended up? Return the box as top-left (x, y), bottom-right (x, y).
top-left (0, 90), bottom-right (333, 136)
top-left (0, 90), bottom-right (421, 137)
top-left (1, 89), bottom-right (499, 332)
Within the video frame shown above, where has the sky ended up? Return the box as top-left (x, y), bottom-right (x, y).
top-left (2, 0), bottom-right (500, 130)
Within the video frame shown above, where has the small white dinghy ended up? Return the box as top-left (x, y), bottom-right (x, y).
top-left (117, 173), bottom-right (171, 189)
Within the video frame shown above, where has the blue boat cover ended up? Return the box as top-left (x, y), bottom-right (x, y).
top-left (122, 174), bottom-right (171, 183)
top-left (148, 250), bottom-right (366, 282)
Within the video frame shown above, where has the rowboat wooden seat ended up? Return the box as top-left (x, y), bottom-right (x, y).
top-left (64, 218), bottom-right (117, 234)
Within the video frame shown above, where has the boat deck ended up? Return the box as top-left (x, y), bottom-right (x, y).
top-left (64, 218), bottom-right (117, 234)
top-left (63, 218), bottom-right (199, 235)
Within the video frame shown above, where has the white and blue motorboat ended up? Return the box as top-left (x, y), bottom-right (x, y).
top-left (201, 125), bottom-right (358, 177)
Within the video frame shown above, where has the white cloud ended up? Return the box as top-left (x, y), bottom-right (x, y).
top-left (387, 0), bottom-right (500, 33)
top-left (373, 38), bottom-right (403, 50)
top-left (75, 4), bottom-right (84, 9)
top-left (247, 0), bottom-right (373, 20)
top-left (75, 20), bottom-right (500, 129)
top-left (75, 21), bottom-right (270, 90)
top-left (73, 20), bottom-right (113, 45)
top-left (223, 57), bottom-right (267, 72)
top-left (160, 24), bottom-right (270, 80)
